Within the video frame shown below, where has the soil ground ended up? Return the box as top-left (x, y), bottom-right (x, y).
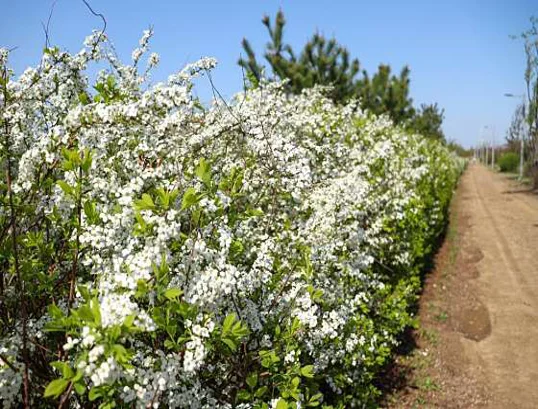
top-left (382, 163), bottom-right (538, 409)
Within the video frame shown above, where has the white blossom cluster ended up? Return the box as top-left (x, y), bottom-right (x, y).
top-left (0, 337), bottom-right (23, 408)
top-left (0, 32), bottom-right (464, 408)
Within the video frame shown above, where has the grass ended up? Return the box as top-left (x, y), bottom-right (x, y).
top-left (434, 310), bottom-right (448, 323)
top-left (419, 377), bottom-right (440, 392)
top-left (418, 328), bottom-right (439, 346)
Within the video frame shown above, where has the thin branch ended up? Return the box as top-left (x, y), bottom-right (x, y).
top-left (238, 53), bottom-right (248, 112)
top-left (58, 381), bottom-right (73, 409)
top-left (81, 0), bottom-right (107, 47)
top-left (68, 165), bottom-right (83, 307)
top-left (41, 0), bottom-right (57, 50)
top-left (206, 70), bottom-right (243, 126)
top-left (0, 353), bottom-right (18, 373)
top-left (2, 63), bottom-right (30, 409)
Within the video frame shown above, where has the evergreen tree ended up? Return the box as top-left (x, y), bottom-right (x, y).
top-left (239, 11), bottom-right (360, 102)
top-left (239, 10), bottom-right (419, 126)
top-left (409, 103), bottom-right (445, 142)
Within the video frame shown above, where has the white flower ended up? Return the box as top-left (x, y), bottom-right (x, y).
top-left (62, 337), bottom-right (79, 351)
top-left (132, 48), bottom-right (143, 62)
top-left (148, 53), bottom-right (159, 68)
top-left (88, 345), bottom-right (104, 363)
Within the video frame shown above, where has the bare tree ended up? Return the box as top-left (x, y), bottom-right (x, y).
top-left (517, 17), bottom-right (538, 187)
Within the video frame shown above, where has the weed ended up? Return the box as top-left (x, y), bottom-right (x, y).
top-left (434, 311), bottom-right (448, 322)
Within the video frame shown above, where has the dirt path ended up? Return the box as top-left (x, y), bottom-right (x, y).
top-left (383, 163), bottom-right (538, 408)
top-left (461, 164), bottom-right (538, 408)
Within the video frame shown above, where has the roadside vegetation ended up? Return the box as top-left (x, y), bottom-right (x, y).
top-left (0, 9), bottom-right (466, 409)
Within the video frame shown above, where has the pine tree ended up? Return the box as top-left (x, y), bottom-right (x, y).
top-left (239, 11), bottom-right (360, 102)
top-left (409, 103), bottom-right (446, 142)
top-left (239, 10), bottom-right (420, 126)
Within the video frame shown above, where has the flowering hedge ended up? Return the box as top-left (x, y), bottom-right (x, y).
top-left (0, 31), bottom-right (464, 408)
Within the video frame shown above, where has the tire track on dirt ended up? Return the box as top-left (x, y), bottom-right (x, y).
top-left (470, 169), bottom-right (535, 303)
top-left (463, 164), bottom-right (538, 409)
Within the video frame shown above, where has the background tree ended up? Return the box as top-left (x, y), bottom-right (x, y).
top-left (358, 65), bottom-right (415, 123)
top-left (239, 10), bottom-right (421, 127)
top-left (408, 103), bottom-right (445, 142)
top-left (505, 102), bottom-right (528, 157)
top-left (515, 16), bottom-right (538, 187)
top-left (446, 139), bottom-right (472, 157)
top-left (239, 11), bottom-right (360, 102)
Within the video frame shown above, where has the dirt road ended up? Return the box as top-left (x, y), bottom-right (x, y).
top-left (461, 164), bottom-right (538, 408)
top-left (383, 163), bottom-right (538, 408)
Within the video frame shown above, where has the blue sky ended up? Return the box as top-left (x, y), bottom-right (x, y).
top-left (1, 0), bottom-right (536, 147)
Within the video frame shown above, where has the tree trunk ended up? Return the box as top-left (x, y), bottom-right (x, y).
top-left (532, 161), bottom-right (538, 190)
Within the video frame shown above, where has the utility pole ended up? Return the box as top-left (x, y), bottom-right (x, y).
top-left (518, 126), bottom-right (527, 181)
top-left (483, 125), bottom-right (489, 166)
top-left (491, 127), bottom-right (496, 169)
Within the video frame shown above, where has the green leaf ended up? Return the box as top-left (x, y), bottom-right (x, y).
top-left (81, 149), bottom-right (93, 172)
top-left (61, 159), bottom-right (75, 171)
top-left (291, 376), bottom-right (300, 388)
top-left (232, 321), bottom-right (249, 338)
top-left (300, 365), bottom-right (315, 378)
top-left (259, 350), bottom-right (280, 368)
top-left (77, 305), bottom-right (94, 322)
top-left (111, 344), bottom-right (129, 362)
top-left (44, 378), bottom-right (69, 398)
top-left (123, 314), bottom-right (136, 328)
top-left (246, 372), bottom-right (258, 389)
top-left (303, 248), bottom-right (313, 278)
top-left (163, 287), bottom-right (183, 300)
top-left (155, 187), bottom-right (172, 209)
top-left (246, 208), bottom-right (264, 217)
top-left (221, 313), bottom-right (236, 337)
top-left (254, 385), bottom-right (268, 398)
top-left (78, 92), bottom-right (90, 105)
top-left (181, 187), bottom-right (199, 210)
top-left (88, 387), bottom-right (102, 401)
top-left (134, 211), bottom-right (147, 231)
top-left (311, 288), bottom-right (324, 302)
top-left (195, 158), bottom-right (211, 186)
top-left (166, 324), bottom-right (177, 338)
top-left (231, 168), bottom-right (244, 194)
top-left (236, 389), bottom-right (251, 401)
top-left (106, 75), bottom-right (116, 89)
top-left (57, 180), bottom-right (74, 196)
top-left (74, 382), bottom-right (86, 395)
top-left (164, 339), bottom-right (176, 350)
top-left (72, 370), bottom-right (83, 383)
top-left (308, 393), bottom-right (323, 403)
top-left (134, 193), bottom-right (155, 211)
top-left (48, 303), bottom-right (65, 319)
top-left (51, 361), bottom-right (74, 379)
top-left (222, 338), bottom-right (237, 351)
top-left (62, 148), bottom-right (81, 165)
top-left (83, 201), bottom-right (99, 225)
top-left (229, 240), bottom-right (244, 259)
top-left (91, 298), bottom-right (101, 326)
top-left (276, 399), bottom-right (288, 409)
top-left (77, 285), bottom-right (91, 301)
